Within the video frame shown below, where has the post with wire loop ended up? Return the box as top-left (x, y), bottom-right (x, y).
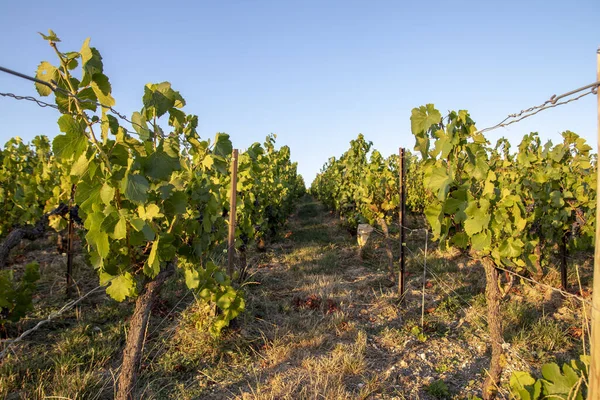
top-left (590, 47), bottom-right (600, 400)
top-left (398, 147), bottom-right (406, 300)
top-left (227, 149), bottom-right (239, 279)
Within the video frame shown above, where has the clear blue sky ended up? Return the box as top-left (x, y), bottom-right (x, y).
top-left (1, 0), bottom-right (598, 183)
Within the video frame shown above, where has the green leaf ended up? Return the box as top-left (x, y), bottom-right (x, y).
top-left (411, 104), bottom-right (442, 135)
top-left (464, 202), bottom-right (490, 236)
top-left (202, 154), bottom-right (214, 169)
top-left (471, 158), bottom-right (489, 180)
top-left (38, 29), bottom-right (61, 42)
top-left (70, 153), bottom-right (90, 177)
top-left (144, 149), bottom-right (180, 181)
top-left (184, 268), bottom-right (200, 289)
top-left (100, 183), bottom-right (115, 205)
top-left (550, 191), bottom-right (565, 208)
top-left (426, 166), bottom-right (452, 201)
top-left (53, 115), bottom-right (88, 160)
top-left (499, 237), bottom-right (524, 258)
top-left (131, 111), bottom-right (151, 140)
top-left (76, 87), bottom-right (98, 112)
top-left (80, 38), bottom-right (104, 87)
top-left (433, 130), bottom-right (453, 158)
top-left (443, 197), bottom-right (466, 214)
top-left (34, 61), bottom-right (57, 96)
top-left (144, 238), bottom-right (160, 278)
top-left (57, 114), bottom-right (85, 136)
top-left (424, 202), bottom-right (443, 238)
top-left (164, 191), bottom-right (187, 215)
top-left (138, 204), bottom-right (162, 221)
top-left (471, 230), bottom-right (491, 251)
top-left (123, 174), bottom-right (150, 203)
top-left (450, 232), bottom-right (469, 248)
top-left (113, 217), bottom-right (127, 240)
top-left (141, 224), bottom-right (155, 241)
top-left (168, 108), bottom-right (186, 128)
top-left (157, 234), bottom-right (176, 260)
top-left (510, 371), bottom-right (541, 400)
top-left (75, 180), bottom-right (103, 213)
top-left (109, 143), bottom-right (129, 166)
top-left (130, 218), bottom-right (146, 232)
top-left (103, 272), bottom-right (136, 302)
top-left (540, 362), bottom-right (579, 397)
top-left (86, 227), bottom-right (110, 258)
top-left (414, 132), bottom-right (430, 159)
top-left (142, 82), bottom-right (184, 119)
top-left (213, 133), bottom-right (233, 157)
top-left (101, 113), bottom-right (118, 139)
top-left (216, 290), bottom-right (235, 310)
top-left (91, 73), bottom-right (115, 107)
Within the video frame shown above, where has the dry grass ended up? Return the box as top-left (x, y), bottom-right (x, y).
top-left (0, 196), bottom-right (592, 399)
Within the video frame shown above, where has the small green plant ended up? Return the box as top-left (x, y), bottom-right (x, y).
top-left (510, 356), bottom-right (588, 400)
top-left (0, 262), bottom-right (40, 324)
top-left (410, 325), bottom-right (427, 342)
top-left (436, 295), bottom-right (461, 317)
top-left (425, 379), bottom-right (451, 399)
top-left (434, 361), bottom-right (452, 374)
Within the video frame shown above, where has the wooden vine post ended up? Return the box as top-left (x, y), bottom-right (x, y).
top-left (227, 149), bottom-right (239, 278)
top-left (589, 46), bottom-right (600, 400)
top-left (66, 184), bottom-right (75, 298)
top-left (398, 147), bottom-right (406, 299)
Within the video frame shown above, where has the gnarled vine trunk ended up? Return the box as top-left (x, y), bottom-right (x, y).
top-left (482, 257), bottom-right (504, 400)
top-left (0, 203), bottom-right (68, 268)
top-left (116, 262), bottom-right (175, 400)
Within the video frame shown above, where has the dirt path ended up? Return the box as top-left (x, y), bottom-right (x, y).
top-left (192, 197), bottom-right (496, 399)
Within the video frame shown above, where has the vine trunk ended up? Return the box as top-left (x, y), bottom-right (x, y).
top-left (482, 257), bottom-right (504, 400)
top-left (116, 262), bottom-right (175, 400)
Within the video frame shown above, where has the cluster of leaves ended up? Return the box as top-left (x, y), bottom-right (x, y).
top-left (510, 356), bottom-right (589, 399)
top-left (412, 104), bottom-right (595, 275)
top-left (0, 262), bottom-right (40, 325)
top-left (516, 132), bottom-right (596, 269)
top-left (310, 134), bottom-right (429, 231)
top-left (235, 135), bottom-right (305, 248)
top-left (405, 150), bottom-right (433, 214)
top-left (0, 136), bottom-right (60, 237)
top-left (12, 31), bottom-right (303, 335)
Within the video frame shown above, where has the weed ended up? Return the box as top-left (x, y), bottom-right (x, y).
top-left (425, 379), bottom-right (451, 399)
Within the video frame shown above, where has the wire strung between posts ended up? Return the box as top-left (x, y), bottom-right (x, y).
top-left (0, 65), bottom-right (147, 135)
top-left (401, 240), bottom-right (493, 352)
top-left (398, 225), bottom-right (595, 311)
top-left (403, 233), bottom-right (598, 375)
top-left (390, 220), bottom-right (592, 307)
top-left (0, 257), bottom-right (146, 360)
top-left (477, 80), bottom-right (600, 135)
top-left (492, 262), bottom-right (592, 305)
top-left (0, 90), bottom-right (145, 138)
top-left (0, 284), bottom-right (105, 359)
top-left (403, 241), bottom-right (531, 377)
top-left (0, 91), bottom-right (60, 110)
